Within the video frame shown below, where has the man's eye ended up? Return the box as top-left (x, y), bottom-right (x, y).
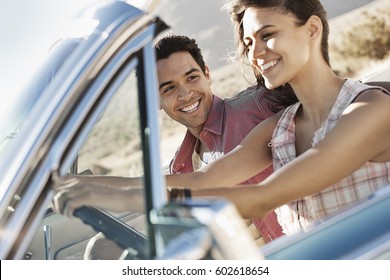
top-left (188, 75), bottom-right (199, 81)
top-left (163, 85), bottom-right (175, 94)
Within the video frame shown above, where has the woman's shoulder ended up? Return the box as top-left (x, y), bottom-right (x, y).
top-left (363, 81), bottom-right (390, 94)
top-left (345, 78), bottom-right (390, 97)
top-left (350, 78), bottom-right (390, 104)
top-left (342, 80), bottom-right (390, 122)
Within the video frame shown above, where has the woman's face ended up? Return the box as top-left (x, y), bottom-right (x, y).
top-left (242, 7), bottom-right (311, 89)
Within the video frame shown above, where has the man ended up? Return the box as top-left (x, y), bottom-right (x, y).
top-left (84, 34), bottom-right (283, 259)
top-left (155, 34), bottom-right (283, 244)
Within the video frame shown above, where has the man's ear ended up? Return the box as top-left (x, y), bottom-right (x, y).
top-left (204, 65), bottom-right (211, 81)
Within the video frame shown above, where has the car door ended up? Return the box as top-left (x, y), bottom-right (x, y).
top-left (26, 62), bottom-right (149, 260)
top-left (0, 1), bottom-right (168, 260)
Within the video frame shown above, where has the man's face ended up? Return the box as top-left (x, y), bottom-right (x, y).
top-left (157, 51), bottom-right (213, 134)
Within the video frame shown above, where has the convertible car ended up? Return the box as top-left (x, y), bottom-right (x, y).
top-left (0, 0), bottom-right (389, 260)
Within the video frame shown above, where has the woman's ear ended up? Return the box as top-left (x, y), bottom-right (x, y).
top-left (307, 15), bottom-right (322, 39)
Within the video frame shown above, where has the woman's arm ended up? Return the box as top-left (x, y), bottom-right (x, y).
top-left (52, 112), bottom-right (277, 216)
top-left (192, 89), bottom-right (390, 218)
top-left (166, 113), bottom-right (279, 188)
top-left (54, 89), bottom-right (390, 219)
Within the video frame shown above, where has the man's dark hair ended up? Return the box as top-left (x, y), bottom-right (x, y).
top-left (154, 34), bottom-right (207, 74)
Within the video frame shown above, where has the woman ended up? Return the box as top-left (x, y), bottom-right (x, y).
top-left (54, 0), bottom-right (390, 235)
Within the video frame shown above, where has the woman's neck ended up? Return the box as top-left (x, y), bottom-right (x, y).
top-left (290, 64), bottom-right (345, 127)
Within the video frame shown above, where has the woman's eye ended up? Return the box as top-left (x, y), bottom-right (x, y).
top-left (262, 32), bottom-right (273, 41)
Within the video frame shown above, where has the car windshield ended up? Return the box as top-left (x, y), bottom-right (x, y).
top-left (0, 39), bottom-right (82, 157)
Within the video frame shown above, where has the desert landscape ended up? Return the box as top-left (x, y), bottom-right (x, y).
top-left (158, 0), bottom-right (390, 167)
top-left (78, 0), bottom-right (390, 176)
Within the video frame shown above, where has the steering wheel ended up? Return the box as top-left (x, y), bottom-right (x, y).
top-left (73, 206), bottom-right (149, 259)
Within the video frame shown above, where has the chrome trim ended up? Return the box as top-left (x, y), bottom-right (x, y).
top-left (142, 40), bottom-right (166, 210)
top-left (0, 1), bottom-right (168, 259)
top-left (261, 186), bottom-right (390, 259)
top-left (44, 225), bottom-right (52, 260)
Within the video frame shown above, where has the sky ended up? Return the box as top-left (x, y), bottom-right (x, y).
top-left (0, 0), bottom-right (151, 97)
top-left (1, 0), bottom-right (91, 96)
top-left (0, 0), bottom-right (375, 98)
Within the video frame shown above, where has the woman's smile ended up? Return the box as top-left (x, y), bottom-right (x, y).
top-left (259, 59), bottom-right (280, 74)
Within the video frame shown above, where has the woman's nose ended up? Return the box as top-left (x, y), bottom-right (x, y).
top-left (250, 40), bottom-right (267, 63)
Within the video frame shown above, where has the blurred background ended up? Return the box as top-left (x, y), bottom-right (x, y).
top-left (152, 0), bottom-right (378, 70)
top-left (1, 0), bottom-right (389, 165)
top-left (0, 0), bottom-right (383, 97)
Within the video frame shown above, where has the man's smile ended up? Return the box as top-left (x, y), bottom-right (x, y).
top-left (179, 100), bottom-right (200, 113)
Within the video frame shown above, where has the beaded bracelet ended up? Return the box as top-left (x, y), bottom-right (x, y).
top-left (169, 187), bottom-right (192, 202)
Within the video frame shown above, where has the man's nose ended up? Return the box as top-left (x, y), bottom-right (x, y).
top-left (178, 88), bottom-right (194, 101)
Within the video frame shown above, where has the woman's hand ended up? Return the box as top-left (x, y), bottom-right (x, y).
top-left (52, 175), bottom-right (145, 217)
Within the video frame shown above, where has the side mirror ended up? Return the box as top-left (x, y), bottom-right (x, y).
top-left (151, 198), bottom-right (264, 260)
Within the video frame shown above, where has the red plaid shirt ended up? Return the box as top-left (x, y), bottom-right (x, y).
top-left (169, 85), bottom-right (284, 242)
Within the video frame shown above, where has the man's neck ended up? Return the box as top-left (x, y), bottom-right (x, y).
top-left (188, 126), bottom-right (202, 139)
top-left (194, 139), bottom-right (210, 159)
